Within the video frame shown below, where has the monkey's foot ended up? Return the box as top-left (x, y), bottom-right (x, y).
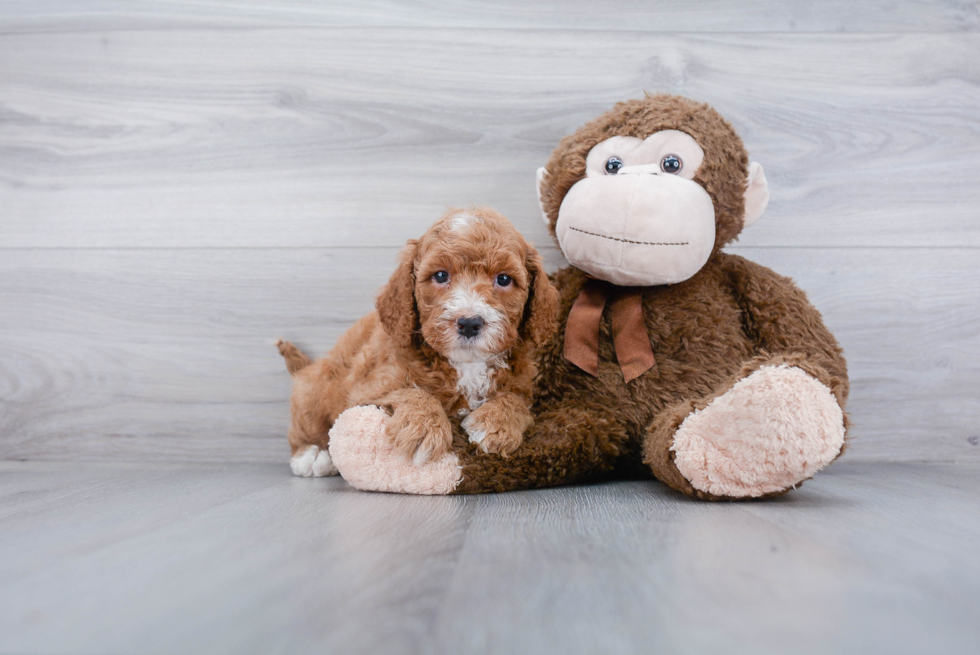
top-left (328, 405), bottom-right (462, 495)
top-left (671, 364), bottom-right (845, 498)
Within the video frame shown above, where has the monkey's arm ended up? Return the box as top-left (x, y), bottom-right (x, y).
top-left (452, 394), bottom-right (631, 493)
top-left (327, 395), bottom-right (631, 495)
top-left (722, 253), bottom-right (849, 407)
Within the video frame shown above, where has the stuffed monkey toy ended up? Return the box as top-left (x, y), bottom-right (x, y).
top-left (327, 94), bottom-right (849, 500)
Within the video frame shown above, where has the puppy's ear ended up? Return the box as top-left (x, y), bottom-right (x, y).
top-left (376, 239), bottom-right (420, 350)
top-left (520, 245), bottom-right (559, 348)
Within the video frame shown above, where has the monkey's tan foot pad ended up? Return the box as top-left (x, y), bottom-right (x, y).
top-left (290, 444), bottom-right (339, 478)
top-left (328, 405), bottom-right (463, 495)
top-left (671, 364), bottom-right (845, 498)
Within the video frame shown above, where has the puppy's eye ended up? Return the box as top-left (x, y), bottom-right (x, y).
top-left (432, 271), bottom-right (450, 284)
top-left (495, 274), bottom-right (512, 287)
top-left (604, 157), bottom-right (624, 175)
top-left (661, 154), bottom-right (682, 174)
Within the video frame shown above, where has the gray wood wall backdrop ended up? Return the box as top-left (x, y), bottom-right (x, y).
top-left (1, 1), bottom-right (978, 465)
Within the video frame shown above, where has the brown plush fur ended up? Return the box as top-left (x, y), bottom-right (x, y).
top-left (280, 207), bottom-right (558, 465)
top-left (444, 95), bottom-right (849, 499)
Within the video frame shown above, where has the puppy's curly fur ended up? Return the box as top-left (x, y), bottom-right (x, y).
top-left (279, 207), bottom-right (558, 474)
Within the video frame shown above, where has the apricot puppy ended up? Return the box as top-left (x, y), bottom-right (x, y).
top-left (278, 207), bottom-right (558, 477)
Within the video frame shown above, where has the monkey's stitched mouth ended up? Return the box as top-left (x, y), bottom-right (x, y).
top-left (568, 226), bottom-right (688, 246)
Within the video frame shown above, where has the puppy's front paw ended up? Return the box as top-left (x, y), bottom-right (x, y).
top-left (386, 407), bottom-right (453, 466)
top-left (462, 402), bottom-right (529, 457)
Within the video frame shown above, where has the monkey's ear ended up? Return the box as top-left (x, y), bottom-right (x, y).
top-left (536, 167), bottom-right (551, 226)
top-left (376, 240), bottom-right (420, 350)
top-left (743, 161), bottom-right (770, 228)
top-left (520, 245), bottom-right (559, 348)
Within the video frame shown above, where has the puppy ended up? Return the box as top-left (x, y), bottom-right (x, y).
top-left (278, 207), bottom-right (559, 477)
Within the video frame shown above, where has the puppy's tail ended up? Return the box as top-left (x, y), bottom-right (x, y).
top-left (276, 339), bottom-right (312, 375)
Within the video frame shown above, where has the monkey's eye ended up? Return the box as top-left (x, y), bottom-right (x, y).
top-left (604, 157), bottom-right (624, 175)
top-left (495, 274), bottom-right (512, 287)
top-left (661, 154), bottom-right (682, 174)
top-left (432, 271), bottom-right (450, 284)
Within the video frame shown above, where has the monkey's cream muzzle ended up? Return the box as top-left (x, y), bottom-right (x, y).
top-left (555, 170), bottom-right (716, 287)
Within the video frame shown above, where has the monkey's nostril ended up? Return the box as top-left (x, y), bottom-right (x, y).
top-left (456, 316), bottom-right (485, 338)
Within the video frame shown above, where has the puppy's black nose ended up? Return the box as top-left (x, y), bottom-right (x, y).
top-left (456, 316), bottom-right (485, 338)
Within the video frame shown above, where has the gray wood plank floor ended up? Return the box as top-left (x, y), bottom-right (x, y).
top-left (1, 461), bottom-right (978, 655)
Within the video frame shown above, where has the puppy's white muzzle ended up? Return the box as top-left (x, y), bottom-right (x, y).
top-left (440, 285), bottom-right (505, 358)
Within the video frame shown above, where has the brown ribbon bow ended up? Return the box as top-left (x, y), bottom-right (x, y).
top-left (564, 279), bottom-right (656, 383)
